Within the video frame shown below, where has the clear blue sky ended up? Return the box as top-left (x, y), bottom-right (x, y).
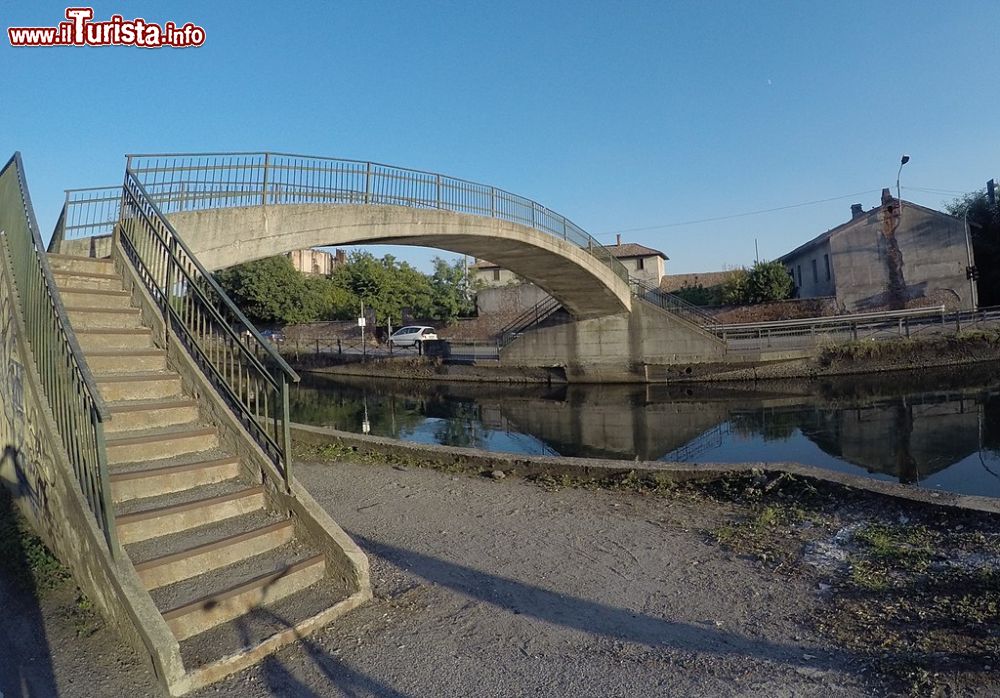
top-left (4, 1), bottom-right (999, 273)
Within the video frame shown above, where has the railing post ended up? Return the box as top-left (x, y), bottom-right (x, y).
top-left (163, 237), bottom-right (177, 344)
top-left (436, 174), bottom-right (442, 208)
top-left (490, 186), bottom-right (496, 217)
top-left (280, 373), bottom-right (293, 493)
top-left (261, 153), bottom-right (270, 206)
top-left (365, 162), bottom-right (372, 204)
top-left (91, 407), bottom-right (118, 556)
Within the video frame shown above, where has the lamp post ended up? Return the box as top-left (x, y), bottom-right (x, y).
top-left (896, 154), bottom-right (910, 203)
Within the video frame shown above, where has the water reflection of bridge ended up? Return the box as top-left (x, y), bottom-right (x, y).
top-left (291, 373), bottom-right (1000, 484)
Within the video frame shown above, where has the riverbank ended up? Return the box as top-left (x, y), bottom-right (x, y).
top-left (290, 330), bottom-right (1000, 384)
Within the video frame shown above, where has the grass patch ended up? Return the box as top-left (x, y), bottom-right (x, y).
top-left (0, 487), bottom-right (70, 594)
top-left (816, 519), bottom-right (1000, 696)
top-left (819, 329), bottom-right (1000, 367)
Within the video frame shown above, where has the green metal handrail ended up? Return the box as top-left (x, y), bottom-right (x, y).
top-left (118, 170), bottom-right (300, 488)
top-left (122, 152), bottom-right (632, 285)
top-left (0, 153), bottom-right (117, 552)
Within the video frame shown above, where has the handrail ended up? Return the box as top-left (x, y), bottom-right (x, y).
top-left (497, 296), bottom-right (563, 348)
top-left (118, 169), bottom-right (300, 489)
top-left (121, 152), bottom-right (631, 285)
top-left (0, 153), bottom-right (117, 553)
top-left (630, 278), bottom-right (721, 328)
top-left (715, 305), bottom-right (947, 333)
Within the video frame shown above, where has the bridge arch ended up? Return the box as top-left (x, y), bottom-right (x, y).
top-left (166, 204), bottom-right (631, 318)
top-left (111, 152), bottom-right (633, 319)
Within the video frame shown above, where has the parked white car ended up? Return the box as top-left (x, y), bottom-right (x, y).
top-left (388, 325), bottom-right (438, 348)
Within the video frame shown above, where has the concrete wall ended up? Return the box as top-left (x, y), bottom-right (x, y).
top-left (789, 203), bottom-right (975, 312)
top-left (476, 282), bottom-right (552, 316)
top-left (0, 239), bottom-right (184, 690)
top-left (166, 204), bottom-right (631, 319)
top-left (783, 239), bottom-right (835, 299)
top-left (500, 300), bottom-right (728, 382)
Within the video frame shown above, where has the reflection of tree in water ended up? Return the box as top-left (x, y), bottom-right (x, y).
top-left (430, 401), bottom-right (484, 449)
top-left (289, 384), bottom-right (426, 438)
top-left (729, 408), bottom-right (802, 441)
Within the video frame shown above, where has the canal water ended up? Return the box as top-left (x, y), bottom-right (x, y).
top-left (289, 365), bottom-right (1000, 499)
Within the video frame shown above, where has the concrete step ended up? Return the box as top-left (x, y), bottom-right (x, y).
top-left (161, 553), bottom-right (326, 641)
top-left (48, 253), bottom-right (114, 275)
top-left (110, 455), bottom-right (241, 504)
top-left (88, 349), bottom-right (167, 375)
top-left (125, 510), bottom-right (287, 567)
top-left (105, 398), bottom-right (198, 433)
top-left (96, 372), bottom-right (182, 402)
top-left (58, 286), bottom-right (132, 309)
top-left (51, 268), bottom-right (123, 292)
top-left (65, 306), bottom-right (144, 330)
top-left (116, 484), bottom-right (266, 545)
top-left (133, 518), bottom-right (294, 590)
top-left (178, 576), bottom-right (355, 685)
top-left (106, 425), bottom-right (218, 465)
top-left (76, 328), bottom-right (154, 352)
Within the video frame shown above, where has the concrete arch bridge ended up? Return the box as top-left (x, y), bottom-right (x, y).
top-left (55, 152), bottom-right (731, 380)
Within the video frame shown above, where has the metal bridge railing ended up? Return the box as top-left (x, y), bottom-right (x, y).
top-left (0, 153), bottom-right (117, 553)
top-left (118, 169), bottom-right (300, 489)
top-left (121, 152), bottom-right (631, 285)
top-left (629, 278), bottom-right (721, 329)
top-left (497, 296), bottom-right (564, 348)
top-left (48, 186), bottom-right (122, 253)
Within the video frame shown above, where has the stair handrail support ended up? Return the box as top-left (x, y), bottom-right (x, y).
top-left (0, 152), bottom-right (117, 553)
top-left (118, 168), bottom-right (300, 490)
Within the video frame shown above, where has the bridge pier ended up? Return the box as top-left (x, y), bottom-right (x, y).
top-left (499, 301), bottom-right (729, 382)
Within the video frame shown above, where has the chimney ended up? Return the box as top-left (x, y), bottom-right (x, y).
top-left (616, 233), bottom-right (622, 246)
top-left (881, 188), bottom-right (893, 206)
top-left (850, 203), bottom-right (864, 219)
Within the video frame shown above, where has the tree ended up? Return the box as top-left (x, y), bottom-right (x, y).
top-left (429, 257), bottom-right (475, 321)
top-left (214, 256), bottom-right (324, 325)
top-left (721, 261), bottom-right (794, 305)
top-left (946, 189), bottom-right (1000, 307)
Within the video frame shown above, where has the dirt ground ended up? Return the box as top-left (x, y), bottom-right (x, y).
top-left (3, 460), bottom-right (998, 697)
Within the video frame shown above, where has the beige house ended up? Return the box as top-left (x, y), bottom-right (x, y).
top-left (471, 259), bottom-right (520, 287)
top-left (287, 248), bottom-right (345, 276)
top-left (606, 235), bottom-right (668, 286)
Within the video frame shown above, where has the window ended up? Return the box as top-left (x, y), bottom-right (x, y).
top-left (635, 257), bottom-right (645, 271)
top-left (492, 269), bottom-right (501, 281)
top-left (811, 259), bottom-right (818, 284)
top-left (797, 265), bottom-right (802, 287)
top-left (824, 254), bottom-right (831, 281)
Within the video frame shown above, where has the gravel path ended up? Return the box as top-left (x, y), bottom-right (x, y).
top-left (203, 461), bottom-right (873, 697)
top-left (4, 461), bottom-right (883, 697)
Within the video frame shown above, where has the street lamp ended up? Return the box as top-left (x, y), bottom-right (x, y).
top-left (896, 154), bottom-right (910, 202)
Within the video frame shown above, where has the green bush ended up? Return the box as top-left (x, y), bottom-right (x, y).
top-left (722, 261), bottom-right (794, 305)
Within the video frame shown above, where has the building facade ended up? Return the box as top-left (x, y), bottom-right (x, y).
top-left (287, 248), bottom-right (345, 276)
top-left (779, 190), bottom-right (976, 312)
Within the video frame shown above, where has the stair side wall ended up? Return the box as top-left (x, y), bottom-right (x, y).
top-left (0, 240), bottom-right (186, 689)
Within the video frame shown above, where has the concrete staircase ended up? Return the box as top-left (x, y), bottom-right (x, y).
top-left (49, 253), bottom-right (359, 688)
